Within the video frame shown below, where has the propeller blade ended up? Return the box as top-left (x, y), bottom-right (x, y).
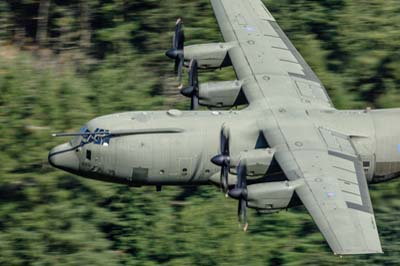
top-left (220, 125), bottom-right (230, 155)
top-left (221, 164), bottom-right (229, 193)
top-left (166, 19), bottom-right (185, 81)
top-left (220, 127), bottom-right (225, 156)
top-left (175, 18), bottom-right (184, 50)
top-left (239, 199), bottom-right (248, 231)
top-left (237, 162), bottom-right (247, 187)
top-left (174, 57), bottom-right (179, 72)
top-left (223, 129), bottom-right (230, 156)
top-left (189, 59), bottom-right (198, 86)
top-left (176, 54), bottom-right (184, 83)
top-left (191, 94), bottom-right (199, 110)
top-left (181, 59), bottom-right (199, 110)
top-left (180, 60), bottom-right (198, 96)
top-left (229, 161), bottom-right (248, 230)
top-left (222, 127), bottom-right (230, 191)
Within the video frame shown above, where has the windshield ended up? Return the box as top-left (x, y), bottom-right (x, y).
top-left (69, 125), bottom-right (88, 147)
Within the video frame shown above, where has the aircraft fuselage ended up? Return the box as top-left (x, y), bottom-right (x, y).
top-left (49, 108), bottom-right (400, 187)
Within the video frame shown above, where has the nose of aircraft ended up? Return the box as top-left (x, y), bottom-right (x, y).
top-left (48, 142), bottom-right (79, 172)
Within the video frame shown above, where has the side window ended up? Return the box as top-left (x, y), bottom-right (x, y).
top-left (86, 150), bottom-right (92, 160)
top-left (363, 161), bottom-right (370, 168)
top-left (363, 161), bottom-right (371, 175)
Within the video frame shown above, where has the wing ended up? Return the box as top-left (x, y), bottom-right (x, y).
top-left (211, 0), bottom-right (381, 254)
top-left (268, 127), bottom-right (382, 255)
top-left (211, 0), bottom-right (333, 107)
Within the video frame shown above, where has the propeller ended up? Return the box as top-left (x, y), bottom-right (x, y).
top-left (180, 59), bottom-right (199, 110)
top-left (228, 161), bottom-right (248, 231)
top-left (211, 126), bottom-right (230, 193)
top-left (166, 18), bottom-right (185, 83)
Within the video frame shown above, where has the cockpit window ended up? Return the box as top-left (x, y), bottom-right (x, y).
top-left (69, 125), bottom-right (88, 147)
top-left (69, 125), bottom-right (111, 147)
top-left (92, 128), bottom-right (111, 146)
top-left (86, 150), bottom-right (92, 160)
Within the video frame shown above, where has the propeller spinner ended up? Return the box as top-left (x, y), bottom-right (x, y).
top-left (166, 18), bottom-right (185, 83)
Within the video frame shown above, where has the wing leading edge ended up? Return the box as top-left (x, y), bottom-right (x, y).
top-left (211, 0), bottom-right (333, 107)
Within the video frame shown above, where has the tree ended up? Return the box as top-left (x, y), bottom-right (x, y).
top-left (36, 0), bottom-right (51, 47)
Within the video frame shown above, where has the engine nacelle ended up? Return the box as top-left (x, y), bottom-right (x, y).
top-left (229, 149), bottom-right (275, 177)
top-left (184, 42), bottom-right (234, 69)
top-left (246, 182), bottom-right (296, 212)
top-left (198, 80), bottom-right (247, 107)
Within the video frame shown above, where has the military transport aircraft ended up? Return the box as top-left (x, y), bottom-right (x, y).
top-left (48, 0), bottom-right (400, 255)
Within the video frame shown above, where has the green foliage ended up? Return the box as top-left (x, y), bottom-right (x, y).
top-left (1, 0), bottom-right (400, 265)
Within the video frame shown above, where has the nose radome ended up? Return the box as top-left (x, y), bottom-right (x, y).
top-left (48, 142), bottom-right (79, 171)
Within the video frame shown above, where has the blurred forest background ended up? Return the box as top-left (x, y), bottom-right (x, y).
top-left (0, 0), bottom-right (400, 265)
